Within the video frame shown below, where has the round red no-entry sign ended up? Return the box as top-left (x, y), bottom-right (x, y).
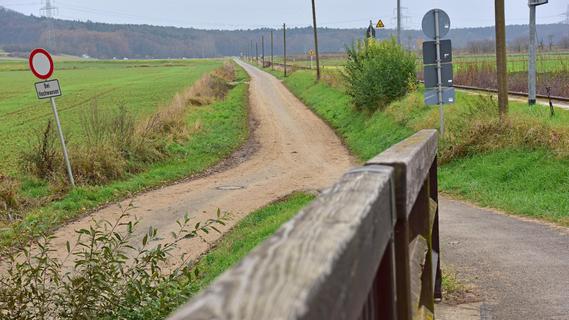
top-left (29, 48), bottom-right (54, 80)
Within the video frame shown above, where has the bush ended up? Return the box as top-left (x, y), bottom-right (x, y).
top-left (344, 38), bottom-right (416, 111)
top-left (0, 204), bottom-right (229, 320)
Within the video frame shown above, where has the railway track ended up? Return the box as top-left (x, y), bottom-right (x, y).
top-left (452, 83), bottom-right (569, 103)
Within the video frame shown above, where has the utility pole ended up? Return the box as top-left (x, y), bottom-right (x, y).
top-left (250, 40), bottom-right (253, 62)
top-left (256, 42), bottom-right (259, 64)
top-left (397, 0), bottom-right (401, 44)
top-left (262, 35), bottom-right (265, 67)
top-left (271, 30), bottom-right (274, 70)
top-left (495, 0), bottom-right (509, 118)
top-left (529, 4), bottom-right (537, 105)
top-left (311, 0), bottom-right (321, 80)
top-left (283, 23), bottom-right (287, 77)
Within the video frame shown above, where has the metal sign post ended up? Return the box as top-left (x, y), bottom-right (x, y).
top-left (49, 96), bottom-right (75, 187)
top-left (422, 9), bottom-right (454, 137)
top-left (528, 0), bottom-right (548, 105)
top-left (434, 10), bottom-right (445, 135)
top-left (29, 48), bottom-right (75, 187)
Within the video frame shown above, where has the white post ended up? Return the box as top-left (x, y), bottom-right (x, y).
top-left (50, 97), bottom-right (75, 187)
top-left (528, 4), bottom-right (537, 105)
top-left (434, 10), bottom-right (444, 136)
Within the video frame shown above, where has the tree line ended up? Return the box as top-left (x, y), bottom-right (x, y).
top-left (1, 6), bottom-right (568, 59)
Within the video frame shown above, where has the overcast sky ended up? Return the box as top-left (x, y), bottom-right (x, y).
top-left (1, 0), bottom-right (568, 30)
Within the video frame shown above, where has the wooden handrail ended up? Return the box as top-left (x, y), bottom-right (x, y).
top-left (168, 129), bottom-right (441, 320)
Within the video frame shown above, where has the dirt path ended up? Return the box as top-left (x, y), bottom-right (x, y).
top-left (41, 60), bottom-right (356, 265)
top-left (440, 197), bottom-right (569, 319)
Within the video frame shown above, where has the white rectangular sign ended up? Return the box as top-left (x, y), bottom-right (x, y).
top-left (529, 0), bottom-right (548, 6)
top-left (35, 79), bottom-right (62, 99)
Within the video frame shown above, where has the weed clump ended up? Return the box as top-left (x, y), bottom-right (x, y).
top-left (0, 175), bottom-right (21, 219)
top-left (344, 38), bottom-right (416, 112)
top-left (19, 120), bottom-right (62, 181)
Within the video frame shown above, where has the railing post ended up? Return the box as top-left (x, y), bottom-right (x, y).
top-left (375, 238), bottom-right (398, 320)
top-left (366, 129), bottom-right (439, 320)
top-left (393, 218), bottom-right (413, 320)
top-left (430, 156), bottom-right (443, 301)
top-left (408, 176), bottom-right (435, 317)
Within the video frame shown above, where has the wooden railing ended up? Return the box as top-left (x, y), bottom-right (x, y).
top-left (168, 129), bottom-right (442, 320)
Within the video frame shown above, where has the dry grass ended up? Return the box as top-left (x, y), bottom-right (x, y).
top-left (385, 94), bottom-right (569, 163)
top-left (19, 63), bottom-right (237, 187)
top-left (19, 120), bottom-right (62, 181)
top-left (186, 62), bottom-right (235, 106)
top-left (453, 60), bottom-right (569, 98)
top-left (321, 68), bottom-right (345, 90)
top-left (0, 175), bottom-right (21, 214)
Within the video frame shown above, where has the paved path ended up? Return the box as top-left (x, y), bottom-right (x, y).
top-left (440, 198), bottom-right (569, 319)
top-left (35, 60), bottom-right (356, 266)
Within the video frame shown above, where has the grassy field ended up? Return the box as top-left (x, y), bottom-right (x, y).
top-left (452, 51), bottom-right (569, 72)
top-left (275, 50), bottom-right (569, 76)
top-left (0, 59), bottom-right (221, 175)
top-left (0, 59), bottom-right (252, 250)
top-left (268, 68), bottom-right (569, 226)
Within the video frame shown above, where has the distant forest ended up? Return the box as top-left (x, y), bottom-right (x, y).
top-left (1, 6), bottom-right (569, 59)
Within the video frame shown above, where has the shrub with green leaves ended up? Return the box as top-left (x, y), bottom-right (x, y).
top-left (0, 203), bottom-right (229, 320)
top-left (344, 38), bottom-right (417, 111)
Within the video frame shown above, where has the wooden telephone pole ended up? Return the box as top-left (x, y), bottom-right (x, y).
top-left (283, 23), bottom-right (287, 77)
top-left (311, 0), bottom-right (321, 80)
top-left (262, 36), bottom-right (265, 66)
top-left (271, 30), bottom-right (274, 70)
top-left (495, 0), bottom-right (509, 118)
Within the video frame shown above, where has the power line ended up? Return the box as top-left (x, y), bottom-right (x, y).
top-left (392, 6), bottom-right (411, 30)
top-left (40, 0), bottom-right (58, 51)
top-left (40, 0), bottom-right (57, 18)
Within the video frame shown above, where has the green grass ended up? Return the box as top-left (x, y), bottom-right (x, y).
top-left (441, 149), bottom-right (569, 225)
top-left (0, 59), bottom-right (222, 175)
top-left (0, 64), bottom-right (251, 250)
top-left (272, 69), bottom-right (569, 226)
top-left (185, 192), bottom-right (315, 295)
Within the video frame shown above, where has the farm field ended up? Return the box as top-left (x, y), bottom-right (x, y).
top-left (0, 59), bottom-right (221, 175)
top-left (275, 51), bottom-right (569, 97)
top-left (278, 50), bottom-right (569, 73)
top-left (0, 59), bottom-right (253, 249)
top-left (276, 51), bottom-right (569, 97)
